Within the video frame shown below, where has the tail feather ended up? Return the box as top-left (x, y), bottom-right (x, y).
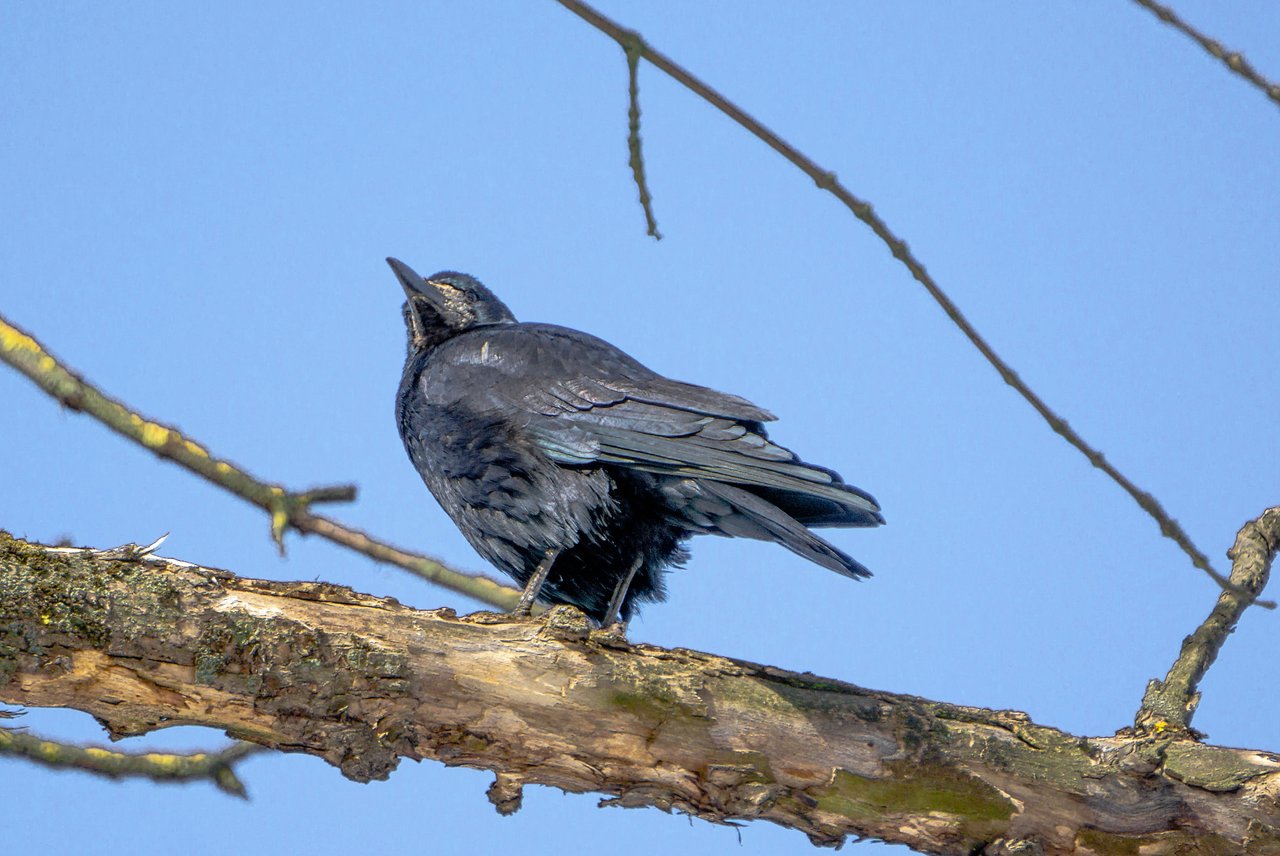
top-left (746, 485), bottom-right (885, 528)
top-left (698, 482), bottom-right (872, 579)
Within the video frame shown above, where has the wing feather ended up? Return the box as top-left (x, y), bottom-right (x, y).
top-left (427, 324), bottom-right (881, 526)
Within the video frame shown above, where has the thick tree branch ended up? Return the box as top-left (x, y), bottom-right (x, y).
top-left (554, 0), bottom-right (1273, 609)
top-left (2, 533), bottom-right (1277, 855)
top-left (0, 312), bottom-right (521, 610)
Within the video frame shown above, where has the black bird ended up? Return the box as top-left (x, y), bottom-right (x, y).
top-left (390, 258), bottom-right (883, 625)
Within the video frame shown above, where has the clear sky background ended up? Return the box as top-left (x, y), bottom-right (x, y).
top-left (3, 3), bottom-right (1278, 853)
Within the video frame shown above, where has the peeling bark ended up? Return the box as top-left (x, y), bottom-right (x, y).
top-left (2, 532), bottom-right (1277, 855)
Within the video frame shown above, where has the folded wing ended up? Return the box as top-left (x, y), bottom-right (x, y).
top-left (462, 325), bottom-right (883, 530)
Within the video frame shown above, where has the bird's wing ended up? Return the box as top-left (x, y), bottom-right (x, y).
top-left (504, 325), bottom-right (777, 424)
top-left (438, 324), bottom-right (881, 524)
top-left (533, 402), bottom-right (881, 523)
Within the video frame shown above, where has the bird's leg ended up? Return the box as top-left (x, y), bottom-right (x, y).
top-left (512, 547), bottom-right (558, 617)
top-left (600, 554), bottom-right (644, 629)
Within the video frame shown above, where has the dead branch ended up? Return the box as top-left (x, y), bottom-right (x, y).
top-left (2, 532), bottom-right (1277, 855)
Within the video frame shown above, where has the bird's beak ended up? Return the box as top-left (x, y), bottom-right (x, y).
top-left (387, 257), bottom-right (440, 343)
top-left (388, 257), bottom-right (429, 302)
top-left (388, 256), bottom-right (452, 311)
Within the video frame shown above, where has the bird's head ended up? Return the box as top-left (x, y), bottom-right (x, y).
top-left (387, 257), bottom-right (516, 352)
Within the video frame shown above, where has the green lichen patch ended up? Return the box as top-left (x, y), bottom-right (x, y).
top-left (0, 533), bottom-right (113, 654)
top-left (600, 654), bottom-right (711, 723)
top-left (710, 674), bottom-right (814, 722)
top-left (608, 688), bottom-right (688, 722)
top-left (540, 604), bottom-right (592, 640)
top-left (192, 611), bottom-right (277, 690)
top-left (194, 652), bottom-right (224, 686)
top-left (915, 701), bottom-right (1101, 794)
top-left (193, 610), bottom-right (410, 713)
top-left (758, 673), bottom-right (886, 724)
top-left (339, 639), bottom-right (409, 682)
top-left (0, 636), bottom-right (19, 685)
top-left (1163, 740), bottom-right (1272, 792)
top-left (894, 703), bottom-right (954, 757)
top-left (1076, 826), bottom-right (1255, 856)
top-left (1075, 827), bottom-right (1139, 856)
top-left (811, 764), bottom-right (1014, 827)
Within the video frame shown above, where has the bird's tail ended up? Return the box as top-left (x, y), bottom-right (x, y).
top-left (697, 482), bottom-right (872, 580)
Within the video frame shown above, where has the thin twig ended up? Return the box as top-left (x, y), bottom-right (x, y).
top-left (1135, 507), bottom-right (1280, 733)
top-left (0, 313), bottom-right (351, 552)
top-left (0, 312), bottom-right (521, 611)
top-left (1130, 0), bottom-right (1280, 108)
top-left (0, 727), bottom-right (263, 797)
top-left (623, 32), bottom-right (660, 239)
top-left (554, 0), bottom-right (1273, 609)
top-left (297, 513), bottom-right (522, 610)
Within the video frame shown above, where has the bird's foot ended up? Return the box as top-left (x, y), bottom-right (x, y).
top-left (511, 547), bottom-right (559, 617)
top-left (599, 555), bottom-right (643, 629)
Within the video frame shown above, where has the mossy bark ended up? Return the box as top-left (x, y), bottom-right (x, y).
top-left (2, 532), bottom-right (1277, 855)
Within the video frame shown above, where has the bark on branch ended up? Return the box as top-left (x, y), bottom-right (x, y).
top-left (2, 532), bottom-right (1278, 855)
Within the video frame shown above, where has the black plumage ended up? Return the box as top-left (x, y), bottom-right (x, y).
top-left (390, 258), bottom-right (883, 624)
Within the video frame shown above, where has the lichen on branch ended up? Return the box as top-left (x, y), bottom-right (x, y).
top-left (2, 532), bottom-right (1277, 855)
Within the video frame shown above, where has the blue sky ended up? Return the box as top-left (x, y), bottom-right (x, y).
top-left (2, 3), bottom-right (1278, 853)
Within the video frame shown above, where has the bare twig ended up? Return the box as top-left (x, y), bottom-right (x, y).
top-left (1130, 0), bottom-right (1280, 108)
top-left (0, 312), bottom-right (522, 611)
top-left (1136, 507), bottom-right (1280, 734)
top-left (297, 514), bottom-right (521, 610)
top-left (0, 726), bottom-right (262, 798)
top-left (622, 32), bottom-right (660, 239)
top-left (554, 0), bottom-right (1273, 609)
